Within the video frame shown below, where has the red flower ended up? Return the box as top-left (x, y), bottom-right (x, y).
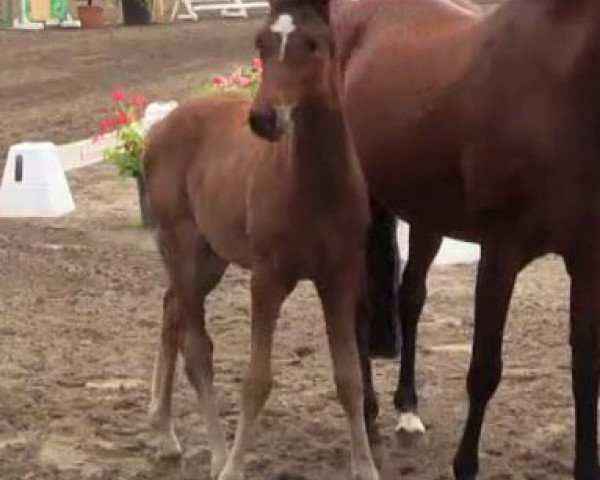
top-left (131, 94), bottom-right (148, 108)
top-left (234, 75), bottom-right (252, 87)
top-left (112, 90), bottom-right (126, 102)
top-left (100, 118), bottom-right (117, 132)
top-left (252, 57), bottom-right (263, 72)
top-left (116, 112), bottom-right (130, 125)
top-left (213, 75), bottom-right (228, 88)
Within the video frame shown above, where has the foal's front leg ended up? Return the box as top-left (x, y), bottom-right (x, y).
top-left (318, 257), bottom-right (380, 480)
top-left (218, 264), bottom-right (294, 480)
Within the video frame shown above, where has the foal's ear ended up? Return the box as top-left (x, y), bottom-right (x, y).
top-left (267, 0), bottom-right (331, 23)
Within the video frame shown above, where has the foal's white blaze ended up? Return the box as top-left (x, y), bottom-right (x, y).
top-left (270, 13), bottom-right (296, 61)
top-left (396, 412), bottom-right (426, 434)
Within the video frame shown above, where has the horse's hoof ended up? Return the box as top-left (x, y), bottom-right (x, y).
top-left (574, 463), bottom-right (600, 480)
top-left (395, 412), bottom-right (425, 435)
top-left (366, 420), bottom-right (382, 445)
top-left (453, 460), bottom-right (477, 480)
top-left (455, 475), bottom-right (476, 480)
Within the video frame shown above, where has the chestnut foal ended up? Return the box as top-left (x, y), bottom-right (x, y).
top-left (143, 0), bottom-right (378, 478)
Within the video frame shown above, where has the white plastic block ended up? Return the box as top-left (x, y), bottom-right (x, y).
top-left (0, 142), bottom-right (75, 217)
top-left (397, 220), bottom-right (480, 266)
top-left (57, 132), bottom-right (118, 171)
top-left (142, 101), bottom-right (179, 130)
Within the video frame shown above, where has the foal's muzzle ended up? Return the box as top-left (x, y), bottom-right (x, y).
top-left (249, 106), bottom-right (292, 142)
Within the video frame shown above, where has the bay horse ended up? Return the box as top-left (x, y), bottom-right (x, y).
top-left (332, 0), bottom-right (486, 437)
top-left (302, 0), bottom-right (599, 478)
top-left (143, 0), bottom-right (379, 478)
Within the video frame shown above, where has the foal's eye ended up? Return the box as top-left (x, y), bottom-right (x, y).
top-left (306, 38), bottom-right (318, 54)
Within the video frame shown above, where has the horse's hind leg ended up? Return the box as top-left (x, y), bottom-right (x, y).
top-left (149, 287), bottom-right (184, 458)
top-left (565, 248), bottom-right (600, 480)
top-left (356, 301), bottom-right (379, 442)
top-left (394, 227), bottom-right (442, 434)
top-left (356, 198), bottom-right (400, 441)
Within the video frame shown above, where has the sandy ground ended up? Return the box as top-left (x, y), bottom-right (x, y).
top-left (0, 162), bottom-right (577, 480)
top-left (0, 18), bottom-right (262, 165)
top-left (0, 5), bottom-right (582, 480)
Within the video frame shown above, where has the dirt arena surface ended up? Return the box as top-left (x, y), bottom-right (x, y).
top-left (0, 18), bottom-right (262, 164)
top-left (0, 7), bottom-right (581, 480)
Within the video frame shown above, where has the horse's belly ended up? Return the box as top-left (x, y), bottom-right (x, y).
top-left (342, 23), bottom-right (480, 235)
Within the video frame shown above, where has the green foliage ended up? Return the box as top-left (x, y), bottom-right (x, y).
top-left (104, 122), bottom-right (146, 178)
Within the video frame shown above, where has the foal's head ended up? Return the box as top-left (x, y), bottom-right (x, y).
top-left (249, 0), bottom-right (334, 142)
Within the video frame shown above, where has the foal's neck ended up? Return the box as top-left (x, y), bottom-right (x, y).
top-left (288, 87), bottom-right (357, 191)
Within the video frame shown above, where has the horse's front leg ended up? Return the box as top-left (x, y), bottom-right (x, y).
top-left (453, 238), bottom-right (524, 480)
top-left (565, 247), bottom-right (600, 480)
top-left (218, 263), bottom-right (295, 480)
top-left (317, 254), bottom-right (380, 480)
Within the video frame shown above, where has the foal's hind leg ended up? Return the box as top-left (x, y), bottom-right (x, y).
top-left (318, 257), bottom-right (379, 480)
top-left (149, 287), bottom-right (183, 458)
top-left (154, 224), bottom-right (229, 476)
top-left (182, 246), bottom-right (229, 477)
top-left (394, 227), bottom-right (442, 434)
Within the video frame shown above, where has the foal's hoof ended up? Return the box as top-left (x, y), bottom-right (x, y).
top-left (395, 412), bottom-right (425, 435)
top-left (210, 453), bottom-right (228, 479)
top-left (156, 435), bottom-right (183, 460)
top-left (217, 465), bottom-right (244, 480)
top-left (270, 472), bottom-right (308, 480)
top-left (352, 464), bottom-right (380, 480)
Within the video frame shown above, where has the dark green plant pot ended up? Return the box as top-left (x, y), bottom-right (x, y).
top-left (122, 0), bottom-right (151, 26)
top-left (135, 173), bottom-right (155, 229)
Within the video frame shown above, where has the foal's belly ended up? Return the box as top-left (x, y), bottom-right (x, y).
top-left (190, 139), bottom-right (264, 269)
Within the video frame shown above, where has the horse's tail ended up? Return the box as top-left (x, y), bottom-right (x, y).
top-left (362, 197), bottom-right (401, 359)
top-left (270, 473), bottom-right (311, 480)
